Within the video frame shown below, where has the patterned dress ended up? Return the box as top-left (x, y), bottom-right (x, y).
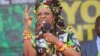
top-left (31, 28), bottom-right (81, 56)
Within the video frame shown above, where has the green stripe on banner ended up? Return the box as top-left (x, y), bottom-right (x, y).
top-left (98, 52), bottom-right (100, 56)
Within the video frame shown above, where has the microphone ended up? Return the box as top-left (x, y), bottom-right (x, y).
top-left (38, 23), bottom-right (51, 39)
top-left (42, 23), bottom-right (51, 33)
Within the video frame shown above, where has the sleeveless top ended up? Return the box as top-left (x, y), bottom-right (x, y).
top-left (31, 28), bottom-right (81, 56)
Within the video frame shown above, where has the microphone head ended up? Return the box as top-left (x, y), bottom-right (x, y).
top-left (42, 23), bottom-right (51, 33)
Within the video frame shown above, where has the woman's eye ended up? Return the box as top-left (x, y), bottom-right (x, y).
top-left (37, 14), bottom-right (42, 16)
top-left (37, 12), bottom-right (51, 16)
top-left (45, 13), bottom-right (50, 15)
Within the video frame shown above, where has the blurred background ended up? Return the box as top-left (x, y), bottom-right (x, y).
top-left (0, 0), bottom-right (100, 56)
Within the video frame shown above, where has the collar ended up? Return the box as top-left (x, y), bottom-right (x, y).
top-left (96, 36), bottom-right (100, 52)
top-left (96, 36), bottom-right (100, 43)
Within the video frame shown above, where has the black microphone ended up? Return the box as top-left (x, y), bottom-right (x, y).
top-left (42, 23), bottom-right (51, 33)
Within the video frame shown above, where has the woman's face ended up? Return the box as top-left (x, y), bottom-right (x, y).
top-left (36, 6), bottom-right (55, 28)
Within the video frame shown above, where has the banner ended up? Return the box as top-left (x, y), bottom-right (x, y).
top-left (61, 0), bottom-right (100, 42)
top-left (0, 0), bottom-right (100, 56)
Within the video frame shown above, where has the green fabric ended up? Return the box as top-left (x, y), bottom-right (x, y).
top-left (67, 39), bottom-right (75, 46)
top-left (0, 4), bottom-right (37, 56)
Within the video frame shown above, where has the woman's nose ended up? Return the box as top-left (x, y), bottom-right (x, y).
top-left (41, 14), bottom-right (46, 18)
top-left (40, 15), bottom-right (47, 20)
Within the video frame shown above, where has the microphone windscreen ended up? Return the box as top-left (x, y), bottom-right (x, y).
top-left (43, 23), bottom-right (51, 32)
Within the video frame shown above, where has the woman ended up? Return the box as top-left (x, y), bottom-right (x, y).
top-left (23, 0), bottom-right (81, 56)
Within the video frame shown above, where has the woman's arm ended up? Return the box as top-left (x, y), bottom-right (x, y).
top-left (23, 27), bottom-right (37, 56)
top-left (24, 39), bottom-right (36, 56)
top-left (54, 38), bottom-right (81, 56)
top-left (23, 5), bottom-right (36, 56)
top-left (43, 33), bottom-right (81, 56)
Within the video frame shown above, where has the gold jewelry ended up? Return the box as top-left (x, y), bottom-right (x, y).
top-left (55, 43), bottom-right (67, 52)
top-left (23, 28), bottom-right (32, 40)
top-left (58, 44), bottom-right (67, 51)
